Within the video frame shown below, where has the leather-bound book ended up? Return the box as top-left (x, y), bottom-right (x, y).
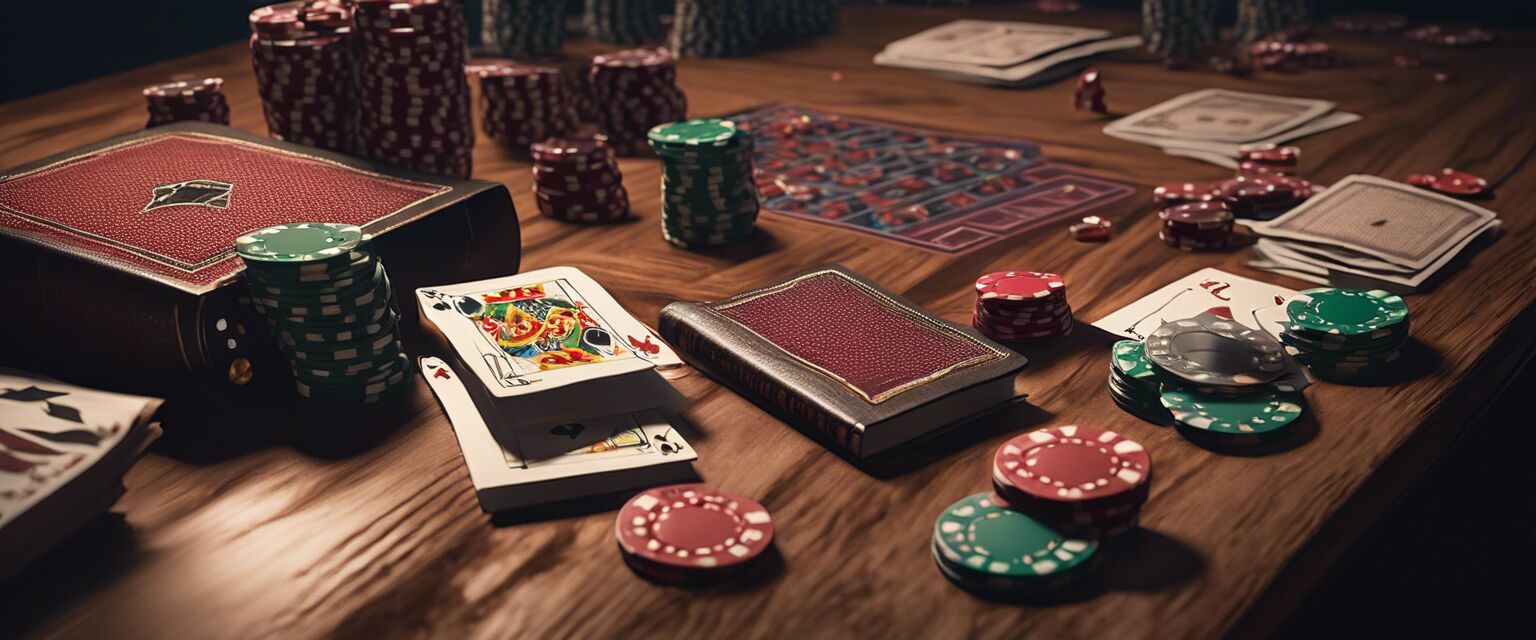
top-left (659, 265), bottom-right (1027, 460)
top-left (0, 123), bottom-right (519, 393)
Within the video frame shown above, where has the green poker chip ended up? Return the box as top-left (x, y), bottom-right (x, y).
top-left (647, 118), bottom-right (744, 148)
top-left (932, 493), bottom-right (1097, 580)
top-left (236, 222), bottom-right (365, 264)
top-left (1158, 384), bottom-right (1303, 436)
top-left (1284, 288), bottom-right (1408, 336)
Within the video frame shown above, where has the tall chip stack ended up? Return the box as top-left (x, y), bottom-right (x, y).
top-left (237, 223), bottom-right (413, 405)
top-left (590, 48), bottom-right (688, 156)
top-left (143, 78), bottom-right (231, 128)
top-left (483, 0), bottom-right (566, 58)
top-left (472, 62), bottom-right (579, 152)
top-left (530, 136), bottom-right (631, 223)
top-left (647, 119), bottom-right (761, 248)
top-left (761, 0), bottom-right (839, 39)
top-left (584, 0), bottom-right (666, 44)
top-left (1279, 288), bottom-right (1410, 385)
top-left (669, 0), bottom-right (762, 58)
top-left (1141, 0), bottom-right (1218, 63)
top-left (354, 0), bottom-right (475, 178)
top-left (248, 1), bottom-right (358, 153)
top-left (970, 271), bottom-right (1076, 342)
top-left (1235, 0), bottom-right (1311, 44)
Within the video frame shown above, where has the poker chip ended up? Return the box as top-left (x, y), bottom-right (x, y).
top-left (247, 1), bottom-right (359, 154)
top-left (1153, 181), bottom-right (1224, 206)
top-left (1106, 340), bottom-right (1175, 425)
top-left (237, 222), bottom-right (412, 404)
top-left (530, 135), bottom-right (630, 223)
top-left (473, 63), bottom-right (579, 152)
top-left (648, 119), bottom-right (760, 247)
top-left (1144, 316), bottom-right (1286, 387)
top-left (990, 426), bottom-right (1152, 536)
top-left (591, 48), bottom-right (688, 157)
top-left (1068, 215), bottom-right (1112, 241)
top-left (1160, 385), bottom-right (1303, 446)
top-left (1218, 174), bottom-right (1310, 220)
top-left (1141, 0), bottom-right (1218, 62)
top-left (1329, 12), bottom-right (1407, 34)
top-left (1406, 168), bottom-right (1489, 197)
top-left (143, 78), bottom-right (230, 128)
top-left (1158, 201), bottom-right (1234, 250)
top-left (1405, 24), bottom-right (1494, 47)
top-left (615, 484), bottom-right (774, 585)
top-left (971, 271), bottom-right (1073, 342)
top-left (584, 0), bottom-right (667, 44)
top-left (1285, 288), bottom-right (1408, 336)
top-left (671, 0), bottom-right (763, 58)
top-left (1246, 30), bottom-right (1347, 71)
top-left (1280, 288), bottom-right (1411, 385)
top-left (482, 0), bottom-right (565, 57)
top-left (931, 493), bottom-right (1099, 597)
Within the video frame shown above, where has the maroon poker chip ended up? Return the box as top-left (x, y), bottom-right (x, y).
top-left (975, 271), bottom-right (1066, 302)
top-left (1152, 181), bottom-right (1224, 206)
top-left (992, 425), bottom-right (1151, 512)
top-left (1407, 168), bottom-right (1489, 197)
top-left (1160, 201), bottom-right (1234, 228)
top-left (615, 484), bottom-right (775, 575)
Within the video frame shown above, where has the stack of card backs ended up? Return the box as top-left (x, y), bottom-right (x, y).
top-left (1105, 89), bottom-right (1361, 168)
top-left (0, 369), bottom-right (162, 582)
top-left (874, 20), bottom-right (1142, 86)
top-left (1248, 175), bottom-right (1503, 292)
top-left (415, 267), bottom-right (696, 513)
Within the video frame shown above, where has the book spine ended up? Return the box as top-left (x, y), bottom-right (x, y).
top-left (658, 307), bottom-right (863, 457)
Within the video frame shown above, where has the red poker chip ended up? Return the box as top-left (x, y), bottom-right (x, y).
top-left (1152, 181), bottom-right (1224, 206)
top-left (1410, 168), bottom-right (1489, 197)
top-left (992, 425), bottom-right (1151, 511)
top-left (1238, 145), bottom-right (1298, 165)
top-left (1159, 201), bottom-right (1234, 228)
top-left (615, 484), bottom-right (774, 573)
top-left (975, 271), bottom-right (1066, 302)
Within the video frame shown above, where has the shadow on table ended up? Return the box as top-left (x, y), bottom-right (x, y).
top-left (944, 528), bottom-right (1206, 606)
top-left (0, 513), bottom-right (143, 637)
top-left (853, 397), bottom-right (1055, 479)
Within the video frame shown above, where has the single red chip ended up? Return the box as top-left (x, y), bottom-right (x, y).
top-left (1153, 181), bottom-right (1225, 206)
top-left (1410, 168), bottom-right (1489, 196)
top-left (1239, 146), bottom-right (1299, 166)
top-left (1160, 201), bottom-right (1234, 227)
top-left (976, 271), bottom-right (1066, 301)
top-left (615, 484), bottom-right (774, 572)
top-left (993, 425), bottom-right (1151, 507)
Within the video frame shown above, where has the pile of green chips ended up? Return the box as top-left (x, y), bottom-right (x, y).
top-left (931, 493), bottom-right (1100, 598)
top-left (669, 0), bottom-right (763, 58)
top-left (236, 222), bottom-right (412, 404)
top-left (1281, 288), bottom-right (1410, 384)
top-left (1107, 313), bottom-right (1307, 449)
top-left (647, 118), bottom-right (760, 248)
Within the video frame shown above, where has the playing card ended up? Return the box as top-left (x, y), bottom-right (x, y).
top-left (1106, 89), bottom-right (1336, 144)
top-left (874, 35), bottom-right (1142, 85)
top-left (417, 266), bottom-right (680, 399)
top-left (1252, 221), bottom-right (1502, 291)
top-left (1091, 268), bottom-right (1297, 340)
top-left (1107, 111), bottom-right (1361, 167)
top-left (882, 20), bottom-right (1110, 68)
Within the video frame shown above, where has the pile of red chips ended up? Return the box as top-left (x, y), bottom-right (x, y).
top-left (991, 425), bottom-right (1152, 538)
top-left (531, 136), bottom-right (630, 223)
top-left (589, 48), bottom-right (688, 156)
top-left (1247, 30), bottom-right (1347, 71)
top-left (615, 483), bottom-right (775, 585)
top-left (1068, 215), bottom-right (1112, 241)
top-left (972, 271), bottom-right (1074, 342)
top-left (471, 62), bottom-right (578, 151)
top-left (1160, 201), bottom-right (1235, 251)
top-left (353, 0), bottom-right (474, 178)
top-left (143, 78), bottom-right (230, 128)
top-left (248, 1), bottom-right (357, 153)
top-left (1405, 24), bottom-right (1494, 47)
top-left (1407, 168), bottom-right (1490, 198)
top-left (1151, 146), bottom-right (1317, 251)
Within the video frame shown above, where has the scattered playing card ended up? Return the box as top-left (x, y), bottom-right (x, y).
top-left (874, 20), bottom-right (1141, 86)
top-left (1104, 89), bottom-right (1360, 167)
top-left (1091, 267), bottom-right (1297, 340)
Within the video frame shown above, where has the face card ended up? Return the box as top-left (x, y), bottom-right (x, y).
top-left (1108, 89), bottom-right (1336, 144)
top-left (884, 20), bottom-right (1110, 68)
top-left (417, 266), bottom-right (680, 399)
top-left (1090, 268), bottom-right (1297, 340)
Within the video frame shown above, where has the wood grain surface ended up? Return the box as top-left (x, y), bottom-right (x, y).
top-left (3, 6), bottom-right (1535, 639)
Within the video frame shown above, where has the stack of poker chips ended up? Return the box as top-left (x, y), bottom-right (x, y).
top-left (1407, 168), bottom-right (1490, 198)
top-left (143, 78), bottom-right (231, 128)
top-left (236, 223), bottom-right (412, 405)
top-left (531, 136), bottom-right (631, 223)
top-left (590, 48), bottom-right (688, 156)
top-left (931, 492), bottom-right (1100, 598)
top-left (970, 271), bottom-right (1075, 342)
top-left (1235, 0), bottom-right (1310, 44)
top-left (248, 2), bottom-right (358, 153)
top-left (1108, 313), bottom-right (1308, 450)
top-left (669, 0), bottom-right (763, 58)
top-left (648, 119), bottom-right (761, 248)
top-left (1248, 31), bottom-right (1348, 71)
top-left (761, 0), bottom-right (839, 39)
top-left (1140, 0), bottom-right (1218, 63)
top-left (991, 426), bottom-right (1153, 539)
top-left (354, 0), bottom-right (474, 178)
top-left (1158, 201), bottom-right (1234, 251)
top-left (1280, 288), bottom-right (1410, 384)
top-left (1152, 146), bottom-right (1315, 222)
top-left (615, 484), bottom-right (775, 585)
top-left (584, 0), bottom-right (666, 44)
top-left (472, 63), bottom-right (578, 152)
top-left (482, 0), bottom-right (565, 58)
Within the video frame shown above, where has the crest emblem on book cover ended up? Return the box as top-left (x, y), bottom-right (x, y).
top-left (143, 179), bottom-right (233, 211)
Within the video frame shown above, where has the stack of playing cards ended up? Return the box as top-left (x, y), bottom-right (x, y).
top-left (415, 267), bottom-right (697, 513)
top-left (1105, 89), bottom-right (1361, 168)
top-left (874, 20), bottom-right (1142, 86)
top-left (0, 369), bottom-right (162, 582)
top-left (1247, 175), bottom-right (1503, 293)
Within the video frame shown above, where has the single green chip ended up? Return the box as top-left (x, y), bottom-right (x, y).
top-left (1284, 288), bottom-right (1408, 336)
top-left (237, 222), bottom-right (364, 264)
top-left (647, 118), bottom-right (742, 147)
top-left (1158, 385), bottom-right (1303, 435)
top-left (1111, 340), bottom-right (1159, 382)
top-left (932, 493), bottom-right (1096, 579)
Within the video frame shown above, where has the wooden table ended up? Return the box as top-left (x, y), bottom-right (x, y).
top-left (4, 6), bottom-right (1534, 639)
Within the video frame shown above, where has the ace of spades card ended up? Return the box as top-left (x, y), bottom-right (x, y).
top-left (1091, 268), bottom-right (1298, 341)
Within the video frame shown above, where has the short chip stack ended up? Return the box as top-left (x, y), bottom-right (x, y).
top-left (1158, 201), bottom-right (1234, 251)
top-left (584, 0), bottom-right (666, 44)
top-left (1107, 340), bottom-right (1174, 425)
top-left (991, 426), bottom-right (1153, 538)
top-left (481, 0), bottom-right (565, 58)
top-left (531, 136), bottom-right (631, 223)
top-left (143, 78), bottom-right (231, 128)
top-left (670, 0), bottom-right (763, 58)
top-left (1235, 0), bottom-right (1311, 44)
top-left (1280, 288), bottom-right (1410, 384)
top-left (591, 48), bottom-right (688, 156)
top-left (473, 63), bottom-right (578, 152)
top-left (648, 119), bottom-right (761, 248)
top-left (354, 0), bottom-right (474, 178)
top-left (971, 271), bottom-right (1075, 342)
top-left (932, 492), bottom-right (1100, 598)
top-left (237, 223), bottom-right (413, 404)
top-left (248, 2), bottom-right (358, 153)
top-left (761, 0), bottom-right (839, 39)
top-left (1153, 146), bottom-right (1315, 222)
top-left (615, 483), bottom-right (775, 585)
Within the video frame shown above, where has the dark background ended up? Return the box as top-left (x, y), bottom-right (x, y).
top-left (3, 1), bottom-right (1535, 102)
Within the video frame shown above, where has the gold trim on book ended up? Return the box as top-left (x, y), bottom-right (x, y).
top-left (705, 269), bottom-right (1007, 406)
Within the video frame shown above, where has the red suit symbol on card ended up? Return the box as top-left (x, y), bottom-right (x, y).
top-left (628, 335), bottom-right (661, 356)
top-left (1199, 279), bottom-right (1232, 301)
top-left (432, 367), bottom-right (451, 380)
